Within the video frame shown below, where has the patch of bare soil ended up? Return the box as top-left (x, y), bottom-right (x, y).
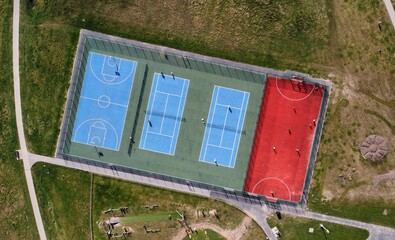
top-left (171, 216), bottom-right (252, 240)
top-left (373, 170), bottom-right (395, 186)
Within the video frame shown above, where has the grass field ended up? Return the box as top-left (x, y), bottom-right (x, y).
top-left (32, 162), bottom-right (266, 239)
top-left (0, 0), bottom-right (39, 239)
top-left (20, 0), bottom-right (395, 235)
top-left (240, 219), bottom-right (268, 240)
top-left (119, 212), bottom-right (179, 223)
top-left (32, 163), bottom-right (91, 239)
top-left (267, 213), bottom-right (370, 240)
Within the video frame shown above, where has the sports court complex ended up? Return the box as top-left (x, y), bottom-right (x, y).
top-left (57, 30), bottom-right (330, 205)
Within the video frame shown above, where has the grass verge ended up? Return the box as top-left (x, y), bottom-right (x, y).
top-left (267, 213), bottom-right (369, 240)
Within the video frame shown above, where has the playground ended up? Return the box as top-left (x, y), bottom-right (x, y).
top-left (97, 204), bottom-right (258, 240)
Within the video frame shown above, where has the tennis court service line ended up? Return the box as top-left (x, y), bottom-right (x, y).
top-left (139, 73), bottom-right (189, 155)
top-left (199, 86), bottom-right (249, 168)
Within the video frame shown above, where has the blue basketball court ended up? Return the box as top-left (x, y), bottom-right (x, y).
top-left (139, 73), bottom-right (189, 155)
top-left (71, 52), bottom-right (137, 150)
top-left (199, 86), bottom-right (250, 168)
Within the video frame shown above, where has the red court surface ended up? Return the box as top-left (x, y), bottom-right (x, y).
top-left (244, 76), bottom-right (324, 202)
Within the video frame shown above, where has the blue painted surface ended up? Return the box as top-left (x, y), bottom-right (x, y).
top-left (139, 73), bottom-right (189, 155)
top-left (71, 52), bottom-right (137, 150)
top-left (199, 86), bottom-right (250, 168)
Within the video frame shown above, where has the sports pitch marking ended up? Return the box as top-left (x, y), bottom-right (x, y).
top-left (199, 86), bottom-right (249, 168)
top-left (71, 52), bottom-right (137, 150)
top-left (244, 76), bottom-right (324, 202)
top-left (139, 73), bottom-right (189, 155)
top-left (251, 177), bottom-right (292, 201)
top-left (275, 76), bottom-right (315, 101)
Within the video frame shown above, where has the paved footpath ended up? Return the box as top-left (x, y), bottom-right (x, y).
top-left (383, 0), bottom-right (395, 30)
top-left (12, 0), bottom-right (47, 239)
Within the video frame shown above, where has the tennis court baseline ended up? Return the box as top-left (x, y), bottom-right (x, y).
top-left (71, 52), bottom-right (137, 150)
top-left (199, 86), bottom-right (250, 168)
top-left (139, 73), bottom-right (189, 155)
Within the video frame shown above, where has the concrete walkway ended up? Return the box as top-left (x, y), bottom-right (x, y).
top-left (383, 0), bottom-right (395, 30)
top-left (29, 153), bottom-right (395, 240)
top-left (12, 0), bottom-right (47, 239)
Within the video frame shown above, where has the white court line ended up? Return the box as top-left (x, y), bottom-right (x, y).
top-left (139, 146), bottom-right (175, 156)
top-left (84, 52), bottom-right (137, 151)
top-left (89, 52), bottom-right (135, 85)
top-left (229, 92), bottom-right (245, 167)
top-left (217, 85), bottom-right (248, 94)
top-left (80, 96), bottom-right (128, 108)
top-left (230, 92), bottom-right (249, 167)
top-left (219, 102), bottom-right (229, 146)
top-left (203, 87), bottom-right (220, 160)
top-left (101, 56), bottom-right (120, 82)
top-left (140, 73), bottom-right (191, 155)
top-left (251, 177), bottom-right (292, 201)
top-left (72, 118), bottom-right (119, 151)
top-left (275, 76), bottom-right (314, 101)
top-left (207, 143), bottom-right (233, 151)
top-left (169, 79), bottom-right (186, 154)
top-left (146, 130), bottom-right (173, 138)
top-left (88, 124), bottom-right (107, 148)
top-left (159, 94), bottom-right (169, 134)
top-left (143, 74), bottom-right (160, 148)
top-left (216, 85), bottom-right (247, 108)
top-left (216, 103), bottom-right (242, 110)
top-left (156, 90), bottom-right (182, 98)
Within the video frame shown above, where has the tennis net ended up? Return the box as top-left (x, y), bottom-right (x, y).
top-left (144, 110), bottom-right (186, 122)
top-left (206, 123), bottom-right (246, 135)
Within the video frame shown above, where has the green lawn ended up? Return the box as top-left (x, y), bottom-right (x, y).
top-left (119, 212), bottom-right (179, 224)
top-left (308, 193), bottom-right (395, 228)
top-left (93, 174), bottom-right (246, 239)
top-left (32, 163), bottom-right (91, 239)
top-left (267, 214), bottom-right (369, 240)
top-left (183, 229), bottom-right (226, 240)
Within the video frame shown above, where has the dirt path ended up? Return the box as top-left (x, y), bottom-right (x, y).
top-left (171, 216), bottom-right (252, 240)
top-left (373, 170), bottom-right (395, 186)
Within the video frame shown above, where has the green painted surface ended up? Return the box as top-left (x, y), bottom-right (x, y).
top-left (66, 38), bottom-right (265, 190)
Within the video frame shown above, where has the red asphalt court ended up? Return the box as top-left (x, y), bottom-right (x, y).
top-left (244, 76), bottom-right (324, 202)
